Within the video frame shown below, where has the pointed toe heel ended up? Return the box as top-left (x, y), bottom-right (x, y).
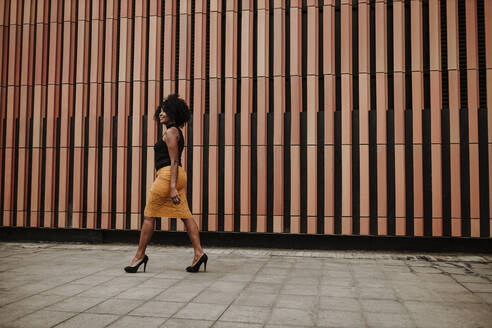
top-left (186, 253), bottom-right (208, 273)
top-left (124, 255), bottom-right (149, 273)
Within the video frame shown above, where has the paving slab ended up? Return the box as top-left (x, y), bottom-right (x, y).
top-left (0, 242), bottom-right (490, 328)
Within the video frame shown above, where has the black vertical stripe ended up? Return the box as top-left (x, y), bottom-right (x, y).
top-left (126, 114), bottom-right (132, 230)
top-left (302, 1), bottom-right (307, 113)
top-left (334, 110), bottom-right (341, 234)
top-left (335, 0), bottom-right (341, 112)
top-left (404, 0), bottom-right (412, 110)
top-left (110, 115), bottom-right (117, 229)
top-left (253, 0), bottom-right (257, 114)
top-left (422, 0), bottom-right (431, 237)
top-left (458, 0), bottom-right (467, 108)
top-left (405, 109), bottom-right (414, 236)
top-left (286, 0), bottom-right (290, 114)
top-left (404, 0), bottom-right (413, 236)
top-left (441, 108), bottom-right (451, 236)
top-left (440, 0), bottom-right (449, 109)
top-left (318, 0), bottom-right (325, 233)
top-left (478, 108), bottom-right (490, 237)
top-left (352, 110), bottom-right (360, 235)
top-left (459, 108), bottom-right (470, 236)
top-left (369, 110), bottom-right (378, 235)
top-left (205, 0), bottom-right (210, 113)
top-left (141, 116), bottom-right (147, 219)
top-left (12, 116), bottom-right (19, 226)
top-left (334, 0), bottom-right (341, 235)
top-left (39, 116), bottom-right (47, 227)
top-left (97, 115), bottom-right (103, 228)
top-left (190, 0), bottom-right (196, 111)
top-left (284, 112), bottom-right (291, 232)
top-left (234, 113), bottom-right (241, 232)
top-left (476, 0), bottom-right (488, 235)
top-left (422, 109), bottom-right (432, 236)
top-left (267, 112), bottom-right (273, 232)
top-left (369, 0), bottom-right (376, 110)
top-left (387, 110), bottom-right (395, 235)
top-left (218, 113), bottom-right (225, 231)
top-left (369, 0), bottom-right (377, 235)
top-left (477, 0), bottom-right (486, 109)
top-left (300, 111), bottom-right (307, 233)
top-left (68, 115), bottom-right (75, 228)
top-left (202, 113), bottom-right (209, 231)
top-left (352, 1), bottom-right (360, 235)
top-left (160, 0), bottom-right (165, 101)
top-left (55, 116), bottom-right (61, 228)
top-left (352, 1), bottom-right (358, 108)
top-left (317, 111), bottom-right (324, 234)
top-left (457, 2), bottom-right (470, 237)
top-left (26, 115), bottom-right (33, 227)
top-left (284, 1), bottom-right (291, 233)
top-left (250, 112), bottom-right (257, 232)
top-left (82, 116), bottom-right (89, 228)
top-left (387, 1), bottom-right (393, 110)
top-left (175, 0), bottom-right (180, 94)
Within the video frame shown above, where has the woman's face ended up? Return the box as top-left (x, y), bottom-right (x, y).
top-left (158, 109), bottom-right (172, 125)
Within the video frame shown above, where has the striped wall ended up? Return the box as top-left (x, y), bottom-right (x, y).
top-left (0, 0), bottom-right (491, 238)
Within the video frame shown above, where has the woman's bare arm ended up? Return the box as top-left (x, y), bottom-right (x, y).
top-left (164, 127), bottom-right (181, 204)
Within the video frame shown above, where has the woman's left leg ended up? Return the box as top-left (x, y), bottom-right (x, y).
top-left (181, 218), bottom-right (204, 265)
top-left (130, 216), bottom-right (155, 266)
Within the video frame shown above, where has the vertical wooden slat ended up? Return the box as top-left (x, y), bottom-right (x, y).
top-left (208, 0), bottom-right (221, 231)
top-left (322, 0), bottom-right (335, 234)
top-left (429, 0), bottom-right (442, 236)
top-left (340, 0), bottom-right (351, 234)
top-left (256, 1), bottom-right (269, 232)
top-left (465, 0), bottom-right (480, 236)
top-left (223, 0), bottom-right (236, 232)
top-left (30, 0), bottom-right (48, 227)
top-left (393, 0), bottom-right (406, 235)
top-left (375, 0), bottom-right (387, 235)
top-left (411, 0), bottom-right (424, 235)
top-left (192, 0), bottom-right (206, 230)
top-left (273, 1), bottom-right (285, 232)
top-left (43, 0), bottom-right (60, 227)
top-left (16, 0), bottom-right (34, 227)
top-left (115, 0), bottom-right (130, 230)
top-left (130, 1), bottom-right (145, 229)
top-left (446, 0), bottom-right (461, 236)
top-left (101, 0), bottom-right (116, 229)
top-left (290, 0), bottom-right (302, 234)
top-left (306, 0), bottom-right (318, 234)
top-left (240, 0), bottom-right (253, 232)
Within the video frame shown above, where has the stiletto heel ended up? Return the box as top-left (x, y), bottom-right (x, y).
top-left (124, 255), bottom-right (149, 273)
top-left (186, 253), bottom-right (208, 273)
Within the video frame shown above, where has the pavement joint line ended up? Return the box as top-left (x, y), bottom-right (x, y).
top-left (207, 255), bottom-right (270, 327)
top-left (95, 257), bottom-right (206, 328)
top-left (263, 254), bottom-right (296, 326)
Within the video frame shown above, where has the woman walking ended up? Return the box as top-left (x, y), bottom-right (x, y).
top-left (124, 94), bottom-right (207, 273)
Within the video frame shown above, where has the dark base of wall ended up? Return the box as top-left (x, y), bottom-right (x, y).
top-left (0, 227), bottom-right (490, 253)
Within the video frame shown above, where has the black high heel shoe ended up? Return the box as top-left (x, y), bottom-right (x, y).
top-left (186, 253), bottom-right (208, 272)
top-left (124, 255), bottom-right (149, 273)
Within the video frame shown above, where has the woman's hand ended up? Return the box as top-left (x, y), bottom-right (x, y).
top-left (170, 187), bottom-right (181, 205)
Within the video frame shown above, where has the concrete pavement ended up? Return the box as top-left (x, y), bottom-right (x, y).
top-left (0, 242), bottom-right (491, 327)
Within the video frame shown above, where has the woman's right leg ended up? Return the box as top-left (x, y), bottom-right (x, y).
top-left (130, 216), bottom-right (155, 266)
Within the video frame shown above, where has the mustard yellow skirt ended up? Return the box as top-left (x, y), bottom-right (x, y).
top-left (144, 166), bottom-right (193, 219)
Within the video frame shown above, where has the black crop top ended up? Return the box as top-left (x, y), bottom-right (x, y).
top-left (154, 125), bottom-right (185, 170)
